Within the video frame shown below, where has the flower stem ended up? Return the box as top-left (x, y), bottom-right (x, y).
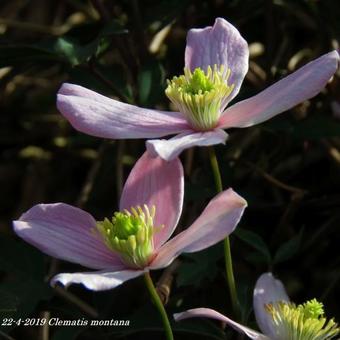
top-left (208, 146), bottom-right (240, 318)
top-left (144, 272), bottom-right (174, 340)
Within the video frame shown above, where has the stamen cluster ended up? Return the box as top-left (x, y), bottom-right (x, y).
top-left (96, 205), bottom-right (161, 268)
top-left (165, 65), bottom-right (234, 131)
top-left (265, 299), bottom-right (340, 340)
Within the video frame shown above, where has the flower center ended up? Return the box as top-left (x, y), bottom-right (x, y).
top-left (95, 205), bottom-right (162, 268)
top-left (265, 299), bottom-right (339, 340)
top-left (165, 65), bottom-right (234, 131)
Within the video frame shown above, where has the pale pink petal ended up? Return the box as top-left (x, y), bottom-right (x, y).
top-left (185, 17), bottom-right (249, 104)
top-left (220, 51), bottom-right (339, 129)
top-left (174, 308), bottom-right (269, 339)
top-left (253, 273), bottom-right (289, 337)
top-left (150, 189), bottom-right (247, 269)
top-left (120, 151), bottom-right (184, 249)
top-left (146, 129), bottom-right (228, 161)
top-left (51, 269), bottom-right (144, 291)
top-left (57, 83), bottom-right (189, 139)
top-left (13, 203), bottom-right (124, 270)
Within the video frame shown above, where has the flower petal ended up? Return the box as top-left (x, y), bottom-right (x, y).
top-left (174, 308), bottom-right (269, 339)
top-left (150, 189), bottom-right (247, 269)
top-left (185, 17), bottom-right (249, 104)
top-left (253, 272), bottom-right (290, 337)
top-left (120, 151), bottom-right (184, 249)
top-left (220, 50), bottom-right (339, 129)
top-left (146, 129), bottom-right (228, 161)
top-left (13, 203), bottom-right (124, 270)
top-left (57, 83), bottom-right (189, 139)
top-left (51, 269), bottom-right (144, 291)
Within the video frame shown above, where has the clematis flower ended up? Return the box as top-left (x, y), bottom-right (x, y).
top-left (174, 272), bottom-right (340, 340)
top-left (57, 18), bottom-right (339, 161)
top-left (13, 152), bottom-right (246, 291)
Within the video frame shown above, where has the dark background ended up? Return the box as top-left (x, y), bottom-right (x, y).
top-left (0, 0), bottom-right (340, 339)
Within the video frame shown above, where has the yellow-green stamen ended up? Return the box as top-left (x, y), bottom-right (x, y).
top-left (95, 205), bottom-right (162, 268)
top-left (165, 65), bottom-right (234, 131)
top-left (265, 299), bottom-right (340, 340)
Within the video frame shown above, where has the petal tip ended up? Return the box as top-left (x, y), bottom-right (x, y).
top-left (225, 188), bottom-right (248, 209)
top-left (12, 219), bottom-right (27, 233)
top-left (57, 82), bottom-right (76, 96)
top-left (173, 312), bottom-right (183, 321)
top-left (50, 275), bottom-right (64, 288)
top-left (145, 139), bottom-right (176, 161)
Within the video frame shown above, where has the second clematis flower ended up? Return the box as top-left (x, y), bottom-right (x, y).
top-left (57, 18), bottom-right (339, 161)
top-left (174, 272), bottom-right (340, 340)
top-left (13, 152), bottom-right (247, 291)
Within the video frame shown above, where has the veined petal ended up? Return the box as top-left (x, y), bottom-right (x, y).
top-left (13, 203), bottom-right (124, 270)
top-left (174, 308), bottom-right (269, 340)
top-left (57, 83), bottom-right (189, 139)
top-left (220, 50), bottom-right (339, 129)
top-left (185, 17), bottom-right (249, 105)
top-left (51, 269), bottom-right (144, 291)
top-left (120, 151), bottom-right (184, 249)
top-left (253, 272), bottom-right (290, 338)
top-left (150, 189), bottom-right (247, 269)
top-left (146, 129), bottom-right (228, 161)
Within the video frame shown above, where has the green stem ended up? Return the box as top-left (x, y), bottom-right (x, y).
top-left (208, 146), bottom-right (240, 318)
top-left (144, 272), bottom-right (174, 340)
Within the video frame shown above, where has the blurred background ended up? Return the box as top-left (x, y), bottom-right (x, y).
top-left (0, 0), bottom-right (340, 339)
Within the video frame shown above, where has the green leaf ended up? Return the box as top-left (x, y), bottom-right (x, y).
top-left (138, 60), bottom-right (165, 106)
top-left (0, 19), bottom-right (127, 68)
top-left (234, 228), bottom-right (272, 264)
top-left (273, 229), bottom-right (304, 264)
top-left (237, 280), bottom-right (254, 325)
top-left (53, 37), bottom-right (98, 66)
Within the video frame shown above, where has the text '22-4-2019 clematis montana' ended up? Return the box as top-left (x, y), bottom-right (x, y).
top-left (57, 18), bottom-right (339, 161)
top-left (13, 152), bottom-right (246, 291)
top-left (175, 273), bottom-right (340, 340)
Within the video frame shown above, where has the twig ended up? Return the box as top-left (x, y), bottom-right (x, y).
top-left (48, 142), bottom-right (108, 277)
top-left (321, 270), bottom-right (340, 301)
top-left (90, 0), bottom-right (110, 22)
top-left (91, 0), bottom-right (138, 90)
top-left (156, 259), bottom-right (181, 305)
top-left (265, 0), bottom-right (275, 79)
top-left (240, 159), bottom-right (307, 195)
top-left (53, 286), bottom-right (98, 318)
top-left (116, 140), bottom-right (125, 199)
top-left (0, 18), bottom-right (69, 36)
top-left (39, 311), bottom-right (50, 340)
top-left (131, 0), bottom-right (148, 60)
top-left (271, 191), bottom-right (305, 245)
top-left (65, 0), bottom-right (99, 19)
top-left (321, 139), bottom-right (340, 167)
top-left (86, 61), bottom-right (131, 103)
top-left (76, 142), bottom-right (108, 208)
top-left (47, 142), bottom-right (107, 319)
top-left (0, 331), bottom-right (16, 340)
top-left (303, 215), bottom-right (340, 251)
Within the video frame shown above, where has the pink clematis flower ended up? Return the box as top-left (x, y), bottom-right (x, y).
top-left (57, 18), bottom-right (339, 161)
top-left (174, 272), bottom-right (340, 339)
top-left (13, 152), bottom-right (246, 291)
